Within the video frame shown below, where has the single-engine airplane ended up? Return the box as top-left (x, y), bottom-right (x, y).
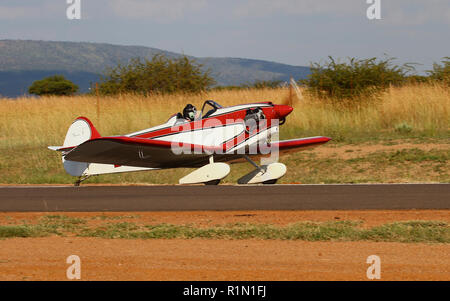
top-left (49, 100), bottom-right (331, 186)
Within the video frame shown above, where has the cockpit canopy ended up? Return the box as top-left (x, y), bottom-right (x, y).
top-left (200, 100), bottom-right (223, 119)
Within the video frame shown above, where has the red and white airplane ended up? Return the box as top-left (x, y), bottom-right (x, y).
top-left (49, 100), bottom-right (330, 185)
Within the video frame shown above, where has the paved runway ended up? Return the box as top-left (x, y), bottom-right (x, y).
top-left (0, 184), bottom-right (449, 212)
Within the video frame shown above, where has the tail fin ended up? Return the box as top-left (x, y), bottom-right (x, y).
top-left (49, 117), bottom-right (153, 179)
top-left (48, 117), bottom-right (101, 152)
top-left (63, 117), bottom-right (101, 147)
top-left (48, 117), bottom-right (101, 177)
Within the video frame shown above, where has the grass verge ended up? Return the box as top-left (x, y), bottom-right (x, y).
top-left (1, 216), bottom-right (448, 243)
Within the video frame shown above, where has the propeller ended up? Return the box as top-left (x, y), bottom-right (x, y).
top-left (281, 77), bottom-right (303, 107)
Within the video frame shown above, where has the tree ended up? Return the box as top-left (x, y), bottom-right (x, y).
top-left (301, 56), bottom-right (410, 100)
top-left (97, 54), bottom-right (215, 95)
top-left (28, 75), bottom-right (79, 96)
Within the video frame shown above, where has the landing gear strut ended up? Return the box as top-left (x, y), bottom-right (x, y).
top-left (74, 175), bottom-right (91, 187)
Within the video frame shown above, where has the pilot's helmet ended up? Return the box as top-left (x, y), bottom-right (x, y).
top-left (183, 104), bottom-right (197, 121)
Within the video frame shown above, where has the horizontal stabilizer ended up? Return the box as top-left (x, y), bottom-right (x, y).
top-left (48, 146), bottom-right (75, 152)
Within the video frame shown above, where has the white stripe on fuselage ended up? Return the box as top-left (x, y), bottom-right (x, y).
top-left (154, 123), bottom-right (245, 146)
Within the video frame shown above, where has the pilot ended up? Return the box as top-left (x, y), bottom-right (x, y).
top-left (182, 104), bottom-right (197, 122)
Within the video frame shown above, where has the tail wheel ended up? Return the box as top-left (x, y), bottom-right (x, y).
top-left (204, 179), bottom-right (221, 185)
top-left (262, 179), bottom-right (278, 184)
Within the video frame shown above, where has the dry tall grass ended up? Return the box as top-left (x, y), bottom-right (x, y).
top-left (291, 83), bottom-right (449, 140)
top-left (0, 83), bottom-right (448, 149)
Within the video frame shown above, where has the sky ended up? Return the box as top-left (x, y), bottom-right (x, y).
top-left (0, 0), bottom-right (449, 73)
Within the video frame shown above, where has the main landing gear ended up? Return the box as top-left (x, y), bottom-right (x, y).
top-left (179, 156), bottom-right (230, 185)
top-left (237, 155), bottom-right (287, 185)
top-left (178, 155), bottom-right (287, 185)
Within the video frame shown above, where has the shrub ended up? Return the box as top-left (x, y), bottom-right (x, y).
top-left (243, 79), bottom-right (283, 89)
top-left (301, 56), bottom-right (410, 100)
top-left (394, 122), bottom-right (413, 134)
top-left (427, 57), bottom-right (450, 85)
top-left (212, 79), bottom-right (283, 91)
top-left (97, 54), bottom-right (215, 95)
top-left (405, 75), bottom-right (430, 84)
top-left (28, 75), bottom-right (79, 96)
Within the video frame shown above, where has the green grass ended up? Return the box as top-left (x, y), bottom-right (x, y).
top-left (80, 221), bottom-right (449, 243)
top-left (38, 215), bottom-right (87, 234)
top-left (89, 215), bottom-right (141, 221)
top-left (1, 216), bottom-right (449, 243)
top-left (362, 221), bottom-right (450, 243)
top-left (0, 215), bottom-right (87, 238)
top-left (0, 225), bottom-right (40, 238)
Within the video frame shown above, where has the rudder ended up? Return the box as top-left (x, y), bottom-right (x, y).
top-left (63, 117), bottom-right (101, 147)
top-left (62, 117), bottom-right (101, 177)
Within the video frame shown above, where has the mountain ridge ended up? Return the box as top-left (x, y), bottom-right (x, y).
top-left (0, 40), bottom-right (310, 97)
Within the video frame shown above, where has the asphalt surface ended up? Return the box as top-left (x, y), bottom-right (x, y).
top-left (0, 184), bottom-right (449, 212)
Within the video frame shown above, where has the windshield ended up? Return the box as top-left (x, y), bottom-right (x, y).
top-left (201, 100), bottom-right (223, 119)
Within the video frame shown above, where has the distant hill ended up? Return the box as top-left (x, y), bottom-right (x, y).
top-left (0, 40), bottom-right (310, 97)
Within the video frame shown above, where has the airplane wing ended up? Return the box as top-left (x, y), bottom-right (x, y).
top-left (272, 136), bottom-right (331, 154)
top-left (229, 136), bottom-right (331, 163)
top-left (62, 136), bottom-right (224, 169)
top-left (61, 135), bottom-right (331, 169)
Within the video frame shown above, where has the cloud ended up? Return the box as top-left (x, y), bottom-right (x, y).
top-left (0, 5), bottom-right (36, 20)
top-left (233, 0), bottom-right (362, 18)
top-left (0, 1), bottom-right (62, 20)
top-left (110, 0), bottom-right (207, 22)
top-left (383, 0), bottom-right (450, 25)
top-left (232, 0), bottom-right (450, 25)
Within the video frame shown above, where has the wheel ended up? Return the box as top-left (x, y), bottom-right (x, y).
top-left (204, 179), bottom-right (221, 185)
top-left (262, 179), bottom-right (278, 184)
